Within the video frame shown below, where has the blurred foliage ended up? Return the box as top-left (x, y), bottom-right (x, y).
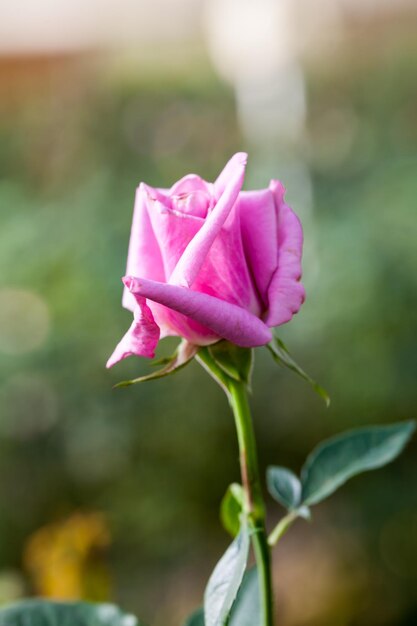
top-left (0, 32), bottom-right (416, 626)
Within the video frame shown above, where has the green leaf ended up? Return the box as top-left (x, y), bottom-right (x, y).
top-left (266, 337), bottom-right (330, 407)
top-left (183, 607), bottom-right (204, 626)
top-left (115, 340), bottom-right (197, 387)
top-left (208, 341), bottom-right (253, 385)
top-left (204, 526), bottom-right (250, 626)
top-left (0, 600), bottom-right (141, 626)
top-left (183, 572), bottom-right (261, 626)
top-left (228, 568), bottom-right (260, 626)
top-left (301, 421), bottom-right (416, 505)
top-left (266, 466), bottom-right (301, 510)
top-left (220, 483), bottom-right (244, 537)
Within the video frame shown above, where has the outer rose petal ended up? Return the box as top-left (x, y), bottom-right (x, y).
top-left (136, 191), bottom-right (214, 342)
top-left (123, 276), bottom-right (272, 348)
top-left (169, 152), bottom-right (247, 288)
top-left (122, 183), bottom-right (166, 312)
top-left (265, 180), bottom-right (305, 327)
top-left (238, 189), bottom-right (278, 306)
top-left (106, 297), bottom-right (160, 368)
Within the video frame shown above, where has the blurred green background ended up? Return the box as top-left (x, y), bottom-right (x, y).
top-left (0, 2), bottom-right (416, 625)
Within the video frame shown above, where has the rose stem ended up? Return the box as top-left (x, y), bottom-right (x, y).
top-left (228, 379), bottom-right (274, 626)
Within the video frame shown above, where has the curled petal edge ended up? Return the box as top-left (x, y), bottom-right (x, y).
top-left (265, 180), bottom-right (305, 327)
top-left (123, 275), bottom-right (273, 348)
top-left (106, 296), bottom-right (160, 368)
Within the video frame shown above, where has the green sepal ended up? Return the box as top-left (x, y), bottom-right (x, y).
top-left (266, 337), bottom-right (330, 407)
top-left (301, 420), bottom-right (416, 506)
top-left (220, 483), bottom-right (245, 537)
top-left (114, 340), bottom-right (197, 388)
top-left (0, 600), bottom-right (142, 626)
top-left (208, 341), bottom-right (253, 385)
top-left (196, 347), bottom-right (233, 395)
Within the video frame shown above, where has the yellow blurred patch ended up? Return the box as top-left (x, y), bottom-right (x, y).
top-left (23, 512), bottom-right (111, 601)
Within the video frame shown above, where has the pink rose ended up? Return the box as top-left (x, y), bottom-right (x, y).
top-left (107, 153), bottom-right (304, 368)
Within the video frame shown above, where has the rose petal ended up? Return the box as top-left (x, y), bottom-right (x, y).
top-left (124, 276), bottom-right (272, 348)
top-left (238, 188), bottom-right (278, 306)
top-left (214, 151), bottom-right (247, 199)
top-left (265, 180), bottom-right (305, 327)
top-left (106, 296), bottom-right (160, 367)
top-left (170, 174), bottom-right (211, 196)
top-left (171, 190), bottom-right (210, 218)
top-left (146, 196), bottom-right (201, 278)
top-left (169, 152), bottom-right (248, 288)
top-left (122, 183), bottom-right (166, 312)
top-left (191, 209), bottom-right (261, 315)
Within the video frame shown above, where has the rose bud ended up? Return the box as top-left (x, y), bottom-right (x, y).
top-left (107, 153), bottom-right (304, 367)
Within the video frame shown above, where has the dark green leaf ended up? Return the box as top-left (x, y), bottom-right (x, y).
top-left (229, 568), bottom-right (260, 626)
top-left (204, 526), bottom-right (250, 626)
top-left (266, 466), bottom-right (301, 510)
top-left (183, 607), bottom-right (204, 626)
top-left (0, 600), bottom-right (141, 626)
top-left (266, 338), bottom-right (330, 406)
top-left (220, 483), bottom-right (244, 537)
top-left (301, 421), bottom-right (416, 505)
top-left (208, 341), bottom-right (253, 385)
top-left (115, 340), bottom-right (197, 387)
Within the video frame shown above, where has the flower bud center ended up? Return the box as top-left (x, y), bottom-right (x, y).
top-left (172, 190), bottom-right (210, 218)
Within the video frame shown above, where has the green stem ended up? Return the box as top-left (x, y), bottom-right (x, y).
top-left (228, 380), bottom-right (274, 626)
top-left (268, 511), bottom-right (298, 547)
